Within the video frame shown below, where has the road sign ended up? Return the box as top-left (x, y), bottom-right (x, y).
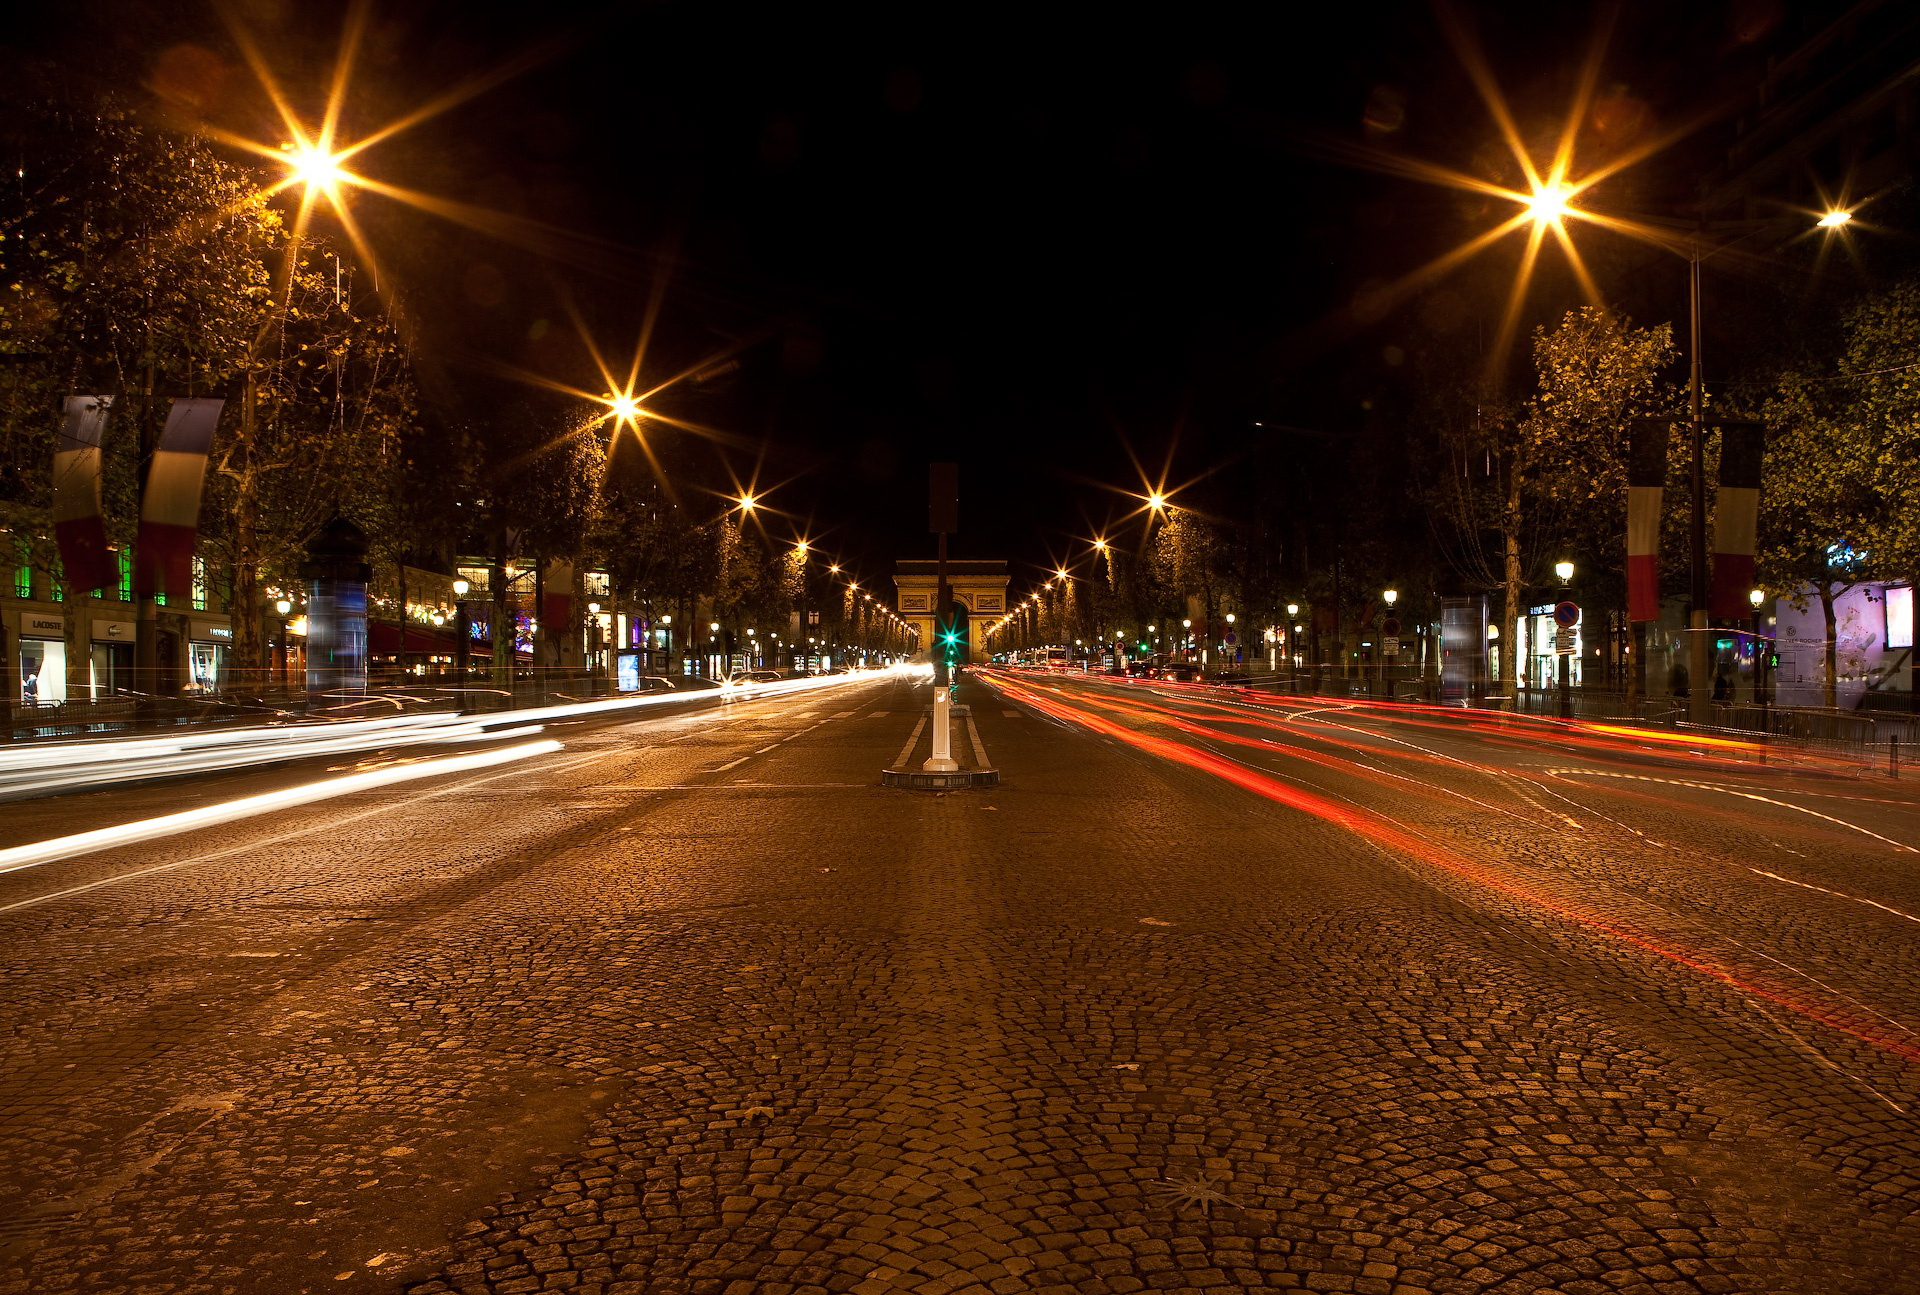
top-left (1554, 627), bottom-right (1575, 655)
top-left (1552, 600), bottom-right (1580, 628)
top-left (1382, 636), bottom-right (1400, 656)
top-left (1381, 616), bottom-right (1400, 636)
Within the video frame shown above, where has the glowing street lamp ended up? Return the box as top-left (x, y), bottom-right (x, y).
top-left (1522, 181), bottom-right (1573, 225)
top-left (1382, 590), bottom-right (1397, 606)
top-left (1555, 560), bottom-right (1575, 584)
top-left (1147, 493), bottom-right (1167, 512)
top-left (286, 144), bottom-right (346, 193)
top-left (1818, 209), bottom-right (1853, 229)
top-left (737, 494), bottom-right (757, 513)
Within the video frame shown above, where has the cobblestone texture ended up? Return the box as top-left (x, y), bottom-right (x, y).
top-left (0, 672), bottom-right (1916, 1293)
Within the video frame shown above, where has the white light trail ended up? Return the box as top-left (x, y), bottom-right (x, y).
top-left (0, 739), bottom-right (561, 876)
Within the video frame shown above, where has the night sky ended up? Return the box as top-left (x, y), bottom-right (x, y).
top-left (6, 0), bottom-right (1845, 592)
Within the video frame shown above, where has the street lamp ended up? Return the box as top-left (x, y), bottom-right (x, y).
top-left (1554, 562), bottom-right (1575, 718)
top-left (451, 578), bottom-right (472, 677)
top-left (274, 598), bottom-right (292, 685)
top-left (1750, 587), bottom-right (1769, 715)
top-left (1818, 209), bottom-right (1853, 228)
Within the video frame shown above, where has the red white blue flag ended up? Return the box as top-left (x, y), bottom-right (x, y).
top-left (53, 396), bottom-right (113, 593)
top-left (135, 398), bottom-right (224, 599)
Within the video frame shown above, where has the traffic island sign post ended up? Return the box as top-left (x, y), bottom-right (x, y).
top-left (883, 463), bottom-right (999, 790)
top-left (1553, 600), bottom-right (1579, 719)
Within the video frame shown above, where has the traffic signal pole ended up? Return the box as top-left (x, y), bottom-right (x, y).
top-left (925, 464), bottom-right (960, 773)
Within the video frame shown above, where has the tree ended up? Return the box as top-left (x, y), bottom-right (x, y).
top-left (1424, 307), bottom-right (1677, 698)
top-left (1758, 280), bottom-right (1920, 707)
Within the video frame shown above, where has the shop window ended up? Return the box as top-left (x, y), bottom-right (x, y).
top-left (19, 638), bottom-right (66, 704)
top-left (192, 556), bottom-right (209, 611)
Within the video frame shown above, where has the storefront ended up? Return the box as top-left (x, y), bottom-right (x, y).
top-left (189, 620), bottom-right (234, 692)
top-left (1517, 604), bottom-right (1582, 692)
top-left (91, 616), bottom-right (135, 700)
top-left (15, 611), bottom-right (68, 704)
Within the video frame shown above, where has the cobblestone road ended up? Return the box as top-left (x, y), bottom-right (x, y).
top-left (2, 668), bottom-right (1918, 1293)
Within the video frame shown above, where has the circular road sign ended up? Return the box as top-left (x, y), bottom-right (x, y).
top-left (1552, 600), bottom-right (1580, 627)
top-left (1381, 616), bottom-right (1401, 636)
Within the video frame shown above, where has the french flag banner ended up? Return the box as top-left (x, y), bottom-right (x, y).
top-left (1625, 419), bottom-right (1666, 623)
top-left (53, 396), bottom-right (114, 594)
top-left (1710, 422), bottom-right (1764, 619)
top-left (542, 559), bottom-right (574, 630)
top-left (134, 398), bottom-right (224, 599)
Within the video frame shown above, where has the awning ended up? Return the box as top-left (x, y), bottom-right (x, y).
top-left (368, 622), bottom-right (461, 654)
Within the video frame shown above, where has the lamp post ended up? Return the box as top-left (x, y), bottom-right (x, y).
top-left (1380, 590), bottom-right (1398, 698)
top-left (274, 598), bottom-right (292, 686)
top-left (452, 578), bottom-right (470, 678)
top-left (709, 620), bottom-right (721, 679)
top-left (1750, 587), bottom-right (1768, 724)
top-left (1555, 561), bottom-right (1575, 719)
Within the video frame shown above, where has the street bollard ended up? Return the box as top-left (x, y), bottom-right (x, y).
top-left (1892, 735), bottom-right (1900, 779)
top-left (924, 685), bottom-right (959, 773)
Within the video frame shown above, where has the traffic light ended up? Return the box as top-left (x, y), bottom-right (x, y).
top-left (938, 605), bottom-right (970, 669)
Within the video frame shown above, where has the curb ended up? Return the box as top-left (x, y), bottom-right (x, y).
top-left (881, 766), bottom-right (1000, 790)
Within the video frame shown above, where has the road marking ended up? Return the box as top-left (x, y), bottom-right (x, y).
top-left (713, 757), bottom-right (750, 771)
top-left (869, 711), bottom-right (889, 718)
top-left (1547, 768), bottom-right (1919, 854)
top-left (1750, 868), bottom-right (1920, 925)
top-left (831, 710), bottom-right (857, 719)
top-left (967, 714), bottom-right (993, 769)
top-left (1002, 709), bottom-right (1021, 717)
top-left (893, 716), bottom-right (928, 769)
top-left (755, 745), bottom-right (779, 753)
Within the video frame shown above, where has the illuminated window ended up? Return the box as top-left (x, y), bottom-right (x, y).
top-left (192, 556), bottom-right (209, 612)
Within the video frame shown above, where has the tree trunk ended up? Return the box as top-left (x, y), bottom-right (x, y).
top-left (1500, 463), bottom-right (1525, 708)
top-left (395, 557), bottom-right (408, 682)
top-left (1820, 584), bottom-right (1839, 710)
top-left (63, 588), bottom-right (89, 701)
top-left (230, 376), bottom-right (264, 694)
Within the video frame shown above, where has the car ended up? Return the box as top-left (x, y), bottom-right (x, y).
top-left (1210, 671), bottom-right (1253, 687)
top-left (1156, 663), bottom-right (1201, 683)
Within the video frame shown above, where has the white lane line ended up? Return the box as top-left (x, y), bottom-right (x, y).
top-left (870, 711), bottom-right (889, 718)
top-left (0, 739), bottom-right (568, 897)
top-left (1548, 768), bottom-right (1919, 854)
top-left (1750, 868), bottom-right (1920, 925)
top-left (713, 757), bottom-right (750, 771)
top-left (831, 710), bottom-right (857, 719)
top-left (755, 745), bottom-right (779, 754)
top-left (967, 714), bottom-right (993, 769)
top-left (893, 717), bottom-right (928, 769)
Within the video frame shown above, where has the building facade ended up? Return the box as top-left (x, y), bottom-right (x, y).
top-left (893, 559), bottom-right (1009, 665)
